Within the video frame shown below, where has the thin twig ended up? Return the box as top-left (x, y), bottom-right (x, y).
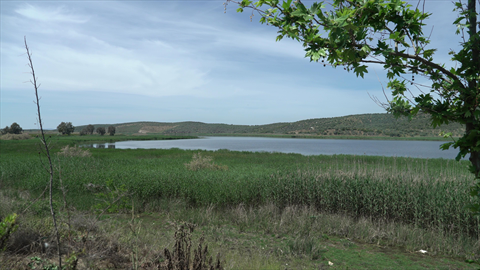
top-left (24, 36), bottom-right (62, 269)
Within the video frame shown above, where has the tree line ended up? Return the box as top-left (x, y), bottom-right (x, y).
top-left (60, 122), bottom-right (116, 136)
top-left (1, 122), bottom-right (115, 136)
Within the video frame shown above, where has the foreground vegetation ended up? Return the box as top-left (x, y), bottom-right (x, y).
top-left (0, 136), bottom-right (478, 268)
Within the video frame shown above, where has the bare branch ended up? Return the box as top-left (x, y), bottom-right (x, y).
top-left (24, 36), bottom-right (62, 269)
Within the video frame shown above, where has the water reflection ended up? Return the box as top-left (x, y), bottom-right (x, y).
top-left (79, 137), bottom-right (462, 159)
top-left (82, 143), bottom-right (116, 149)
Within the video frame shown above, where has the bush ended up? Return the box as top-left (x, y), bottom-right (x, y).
top-left (0, 213), bottom-right (18, 251)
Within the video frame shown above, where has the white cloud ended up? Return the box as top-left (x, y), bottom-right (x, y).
top-left (0, 1), bottom-right (466, 129)
top-left (15, 4), bottom-right (89, 23)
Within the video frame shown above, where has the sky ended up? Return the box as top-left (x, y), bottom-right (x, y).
top-left (1, 0), bottom-right (463, 129)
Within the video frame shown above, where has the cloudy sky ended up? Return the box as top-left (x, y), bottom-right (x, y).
top-left (1, 0), bottom-right (461, 129)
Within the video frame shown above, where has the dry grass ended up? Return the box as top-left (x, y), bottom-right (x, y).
top-left (0, 192), bottom-right (475, 269)
top-left (57, 145), bottom-right (92, 158)
top-left (184, 153), bottom-right (228, 171)
top-left (0, 133), bottom-right (31, 140)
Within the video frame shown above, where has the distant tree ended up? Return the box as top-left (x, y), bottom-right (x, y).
top-left (5, 123), bottom-right (23, 134)
top-left (107, 126), bottom-right (116, 136)
top-left (2, 126), bottom-right (9, 135)
top-left (79, 128), bottom-right (88, 136)
top-left (86, 124), bottom-right (95, 135)
top-left (57, 122), bottom-right (75, 135)
top-left (96, 127), bottom-right (106, 136)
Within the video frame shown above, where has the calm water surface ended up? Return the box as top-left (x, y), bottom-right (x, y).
top-left (87, 136), bottom-right (461, 159)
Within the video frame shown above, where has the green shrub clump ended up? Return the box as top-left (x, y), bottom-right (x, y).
top-left (0, 213), bottom-right (18, 251)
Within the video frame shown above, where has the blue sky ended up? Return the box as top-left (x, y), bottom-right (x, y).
top-left (1, 0), bottom-right (461, 129)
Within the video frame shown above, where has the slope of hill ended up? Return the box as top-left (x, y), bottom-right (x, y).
top-left (74, 113), bottom-right (465, 138)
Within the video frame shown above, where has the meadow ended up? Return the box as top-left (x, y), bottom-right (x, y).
top-left (0, 135), bottom-right (478, 269)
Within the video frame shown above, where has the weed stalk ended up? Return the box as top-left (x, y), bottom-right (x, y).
top-left (24, 36), bottom-right (62, 268)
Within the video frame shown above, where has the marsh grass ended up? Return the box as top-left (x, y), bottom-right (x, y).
top-left (2, 145), bottom-right (476, 236)
top-left (1, 138), bottom-right (480, 267)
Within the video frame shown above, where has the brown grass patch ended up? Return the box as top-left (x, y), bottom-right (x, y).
top-left (57, 146), bottom-right (92, 158)
top-left (184, 153), bottom-right (228, 171)
top-left (0, 133), bottom-right (32, 140)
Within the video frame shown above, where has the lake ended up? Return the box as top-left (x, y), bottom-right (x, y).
top-left (84, 136), bottom-right (463, 159)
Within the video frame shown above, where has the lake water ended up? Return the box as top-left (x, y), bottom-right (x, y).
top-left (84, 136), bottom-right (462, 159)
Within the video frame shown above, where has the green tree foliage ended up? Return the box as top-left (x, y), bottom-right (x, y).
top-left (57, 122), bottom-right (75, 135)
top-left (86, 124), bottom-right (95, 135)
top-left (230, 0), bottom-right (480, 213)
top-left (80, 128), bottom-right (88, 136)
top-left (3, 122), bottom-right (23, 134)
top-left (107, 126), bottom-right (116, 136)
top-left (96, 127), bottom-right (106, 136)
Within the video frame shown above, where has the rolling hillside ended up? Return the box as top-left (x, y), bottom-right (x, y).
top-left (74, 113), bottom-right (465, 138)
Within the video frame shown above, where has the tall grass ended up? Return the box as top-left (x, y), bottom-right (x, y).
top-left (0, 139), bottom-right (477, 238)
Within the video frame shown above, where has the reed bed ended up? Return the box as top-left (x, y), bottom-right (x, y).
top-left (1, 141), bottom-right (476, 238)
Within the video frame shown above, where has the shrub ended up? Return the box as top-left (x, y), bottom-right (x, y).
top-left (0, 213), bottom-right (18, 251)
top-left (184, 153), bottom-right (228, 171)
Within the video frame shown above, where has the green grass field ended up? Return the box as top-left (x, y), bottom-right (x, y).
top-left (0, 135), bottom-right (478, 269)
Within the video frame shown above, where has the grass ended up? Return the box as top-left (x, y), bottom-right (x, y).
top-left (0, 197), bottom-right (475, 269)
top-left (0, 136), bottom-right (479, 269)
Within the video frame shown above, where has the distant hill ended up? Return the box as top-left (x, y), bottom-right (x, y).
top-left (74, 113), bottom-right (465, 138)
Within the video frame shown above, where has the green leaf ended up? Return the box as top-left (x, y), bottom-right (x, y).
top-left (353, 65), bottom-right (368, 78)
top-left (440, 142), bottom-right (454, 150)
top-left (282, 0), bottom-right (292, 10)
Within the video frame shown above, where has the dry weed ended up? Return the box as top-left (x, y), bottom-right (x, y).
top-left (57, 145), bottom-right (92, 158)
top-left (162, 223), bottom-right (223, 270)
top-left (184, 153), bottom-right (228, 171)
top-left (0, 133), bottom-right (31, 140)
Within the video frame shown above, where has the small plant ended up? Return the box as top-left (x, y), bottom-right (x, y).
top-left (28, 256), bottom-right (60, 270)
top-left (184, 153), bottom-right (228, 171)
top-left (57, 145), bottom-right (91, 158)
top-left (93, 179), bottom-right (132, 216)
top-left (161, 223), bottom-right (223, 270)
top-left (0, 213), bottom-right (18, 251)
